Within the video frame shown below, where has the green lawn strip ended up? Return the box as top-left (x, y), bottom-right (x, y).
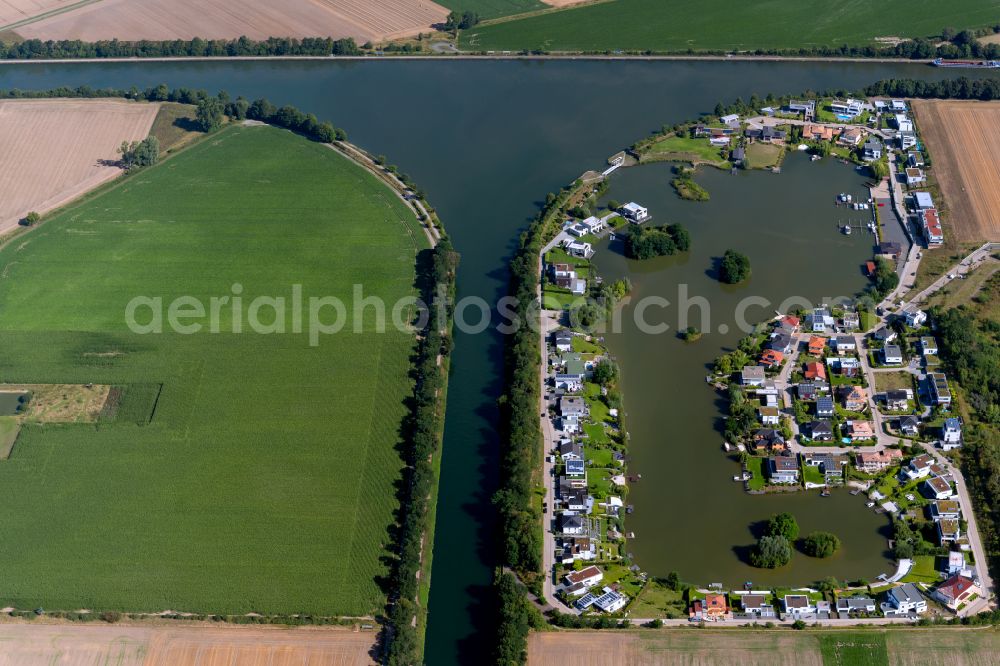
top-left (460, 0), bottom-right (1000, 53)
top-left (802, 463), bottom-right (825, 486)
top-left (746, 456), bottom-right (765, 491)
top-left (0, 417), bottom-right (19, 459)
top-left (745, 142), bottom-right (783, 169)
top-left (0, 124), bottom-right (426, 616)
top-left (901, 554), bottom-right (940, 584)
top-left (641, 134), bottom-right (728, 165)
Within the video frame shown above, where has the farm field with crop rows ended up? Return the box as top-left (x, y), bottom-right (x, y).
top-left (0, 124), bottom-right (426, 616)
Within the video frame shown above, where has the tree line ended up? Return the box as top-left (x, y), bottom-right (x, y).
top-left (0, 36), bottom-right (360, 60)
top-left (386, 238), bottom-right (459, 666)
top-left (865, 76), bottom-right (1000, 101)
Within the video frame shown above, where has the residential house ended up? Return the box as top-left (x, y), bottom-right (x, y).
top-left (592, 587), bottom-right (628, 613)
top-left (786, 100), bottom-right (815, 117)
top-left (898, 415), bottom-right (920, 436)
top-left (903, 454), bottom-right (934, 480)
top-left (945, 551), bottom-right (967, 576)
top-left (877, 241), bottom-right (903, 259)
top-left (898, 131), bottom-right (917, 150)
top-left (923, 475), bottom-right (954, 500)
top-left (931, 500), bottom-right (961, 521)
top-left (782, 594), bottom-right (816, 620)
top-left (883, 344), bottom-right (904, 365)
top-left (554, 330), bottom-right (573, 352)
top-left (768, 330), bottom-right (794, 354)
top-left (921, 208), bottom-right (944, 246)
top-left (914, 192), bottom-right (935, 210)
top-left (841, 385), bottom-right (868, 412)
top-left (805, 362), bottom-right (827, 382)
top-left (734, 593), bottom-right (776, 618)
top-left (807, 307), bottom-right (834, 332)
top-left (566, 221), bottom-right (591, 238)
top-left (745, 125), bottom-right (787, 142)
top-left (798, 382), bottom-right (819, 401)
top-left (838, 126), bottom-right (864, 147)
top-left (758, 406), bottom-right (780, 426)
top-left (890, 99), bottom-right (908, 112)
top-left (560, 396), bottom-right (588, 419)
top-left (908, 151), bottom-right (925, 167)
top-left (894, 114), bottom-right (913, 132)
top-left (579, 215), bottom-right (605, 234)
top-left (905, 167), bottom-right (926, 186)
top-left (929, 372), bottom-right (952, 406)
top-left (559, 512), bottom-right (586, 536)
top-left (816, 396), bottom-right (835, 417)
top-left (565, 459), bottom-right (585, 477)
top-left (760, 349), bottom-right (784, 368)
top-left (863, 138), bottom-right (883, 161)
top-left (703, 593), bottom-right (730, 620)
top-left (752, 428), bottom-right (787, 453)
top-left (558, 536), bottom-right (597, 564)
top-left (832, 335), bottom-right (857, 355)
top-left (881, 583), bottom-right (927, 616)
top-left (806, 420), bottom-right (834, 442)
top-left (804, 453), bottom-right (848, 483)
top-left (564, 240), bottom-right (594, 258)
top-left (559, 440), bottom-right (583, 462)
top-left (884, 390), bottom-right (910, 411)
top-left (845, 420), bottom-right (876, 441)
top-left (807, 335), bottom-right (826, 356)
top-left (741, 365), bottom-right (766, 387)
top-left (732, 146), bottom-right (746, 164)
top-left (720, 113), bottom-right (740, 126)
top-left (933, 575), bottom-right (980, 611)
top-left (836, 596), bottom-right (876, 616)
top-left (873, 326), bottom-right (897, 343)
top-left (842, 311), bottom-right (860, 330)
top-left (564, 565), bottom-right (603, 591)
top-left (937, 518), bottom-right (961, 544)
top-left (619, 202), bottom-right (649, 224)
top-left (780, 314), bottom-right (801, 331)
top-left (942, 418), bottom-right (962, 448)
top-left (804, 124), bottom-right (838, 141)
top-left (903, 307), bottom-right (927, 328)
top-left (855, 448), bottom-right (903, 473)
top-left (830, 98), bottom-right (865, 117)
top-left (920, 337), bottom-right (938, 356)
top-left (768, 455), bottom-right (800, 484)
top-left (562, 486), bottom-right (589, 512)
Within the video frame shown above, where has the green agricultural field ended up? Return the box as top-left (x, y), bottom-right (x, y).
top-left (0, 124), bottom-right (428, 616)
top-left (438, 0), bottom-right (545, 20)
top-left (461, 0), bottom-right (1000, 53)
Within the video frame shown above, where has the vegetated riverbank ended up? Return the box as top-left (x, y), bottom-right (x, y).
top-left (0, 87), bottom-right (454, 665)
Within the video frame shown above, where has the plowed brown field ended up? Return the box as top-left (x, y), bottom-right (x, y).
top-left (912, 99), bottom-right (1000, 243)
top-left (14, 0), bottom-right (449, 43)
top-left (0, 0), bottom-right (79, 28)
top-left (0, 99), bottom-right (159, 236)
top-left (0, 622), bottom-right (378, 665)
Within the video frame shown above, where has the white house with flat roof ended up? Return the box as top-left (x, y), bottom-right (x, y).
top-left (619, 202), bottom-right (649, 223)
top-left (914, 192), bottom-right (935, 210)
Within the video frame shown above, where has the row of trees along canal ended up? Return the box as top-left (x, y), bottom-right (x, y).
top-left (2, 84), bottom-right (460, 665)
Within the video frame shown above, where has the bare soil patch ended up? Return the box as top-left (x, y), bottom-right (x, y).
top-left (978, 33), bottom-right (1000, 46)
top-left (2, 383), bottom-right (111, 422)
top-left (911, 99), bottom-right (1000, 243)
top-left (15, 0), bottom-right (449, 43)
top-left (0, 99), bottom-right (158, 236)
top-left (528, 630), bottom-right (823, 666)
top-left (0, 622), bottom-right (378, 666)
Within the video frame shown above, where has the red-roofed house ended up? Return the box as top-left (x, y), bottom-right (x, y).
top-left (921, 208), bottom-right (943, 246)
top-left (804, 361), bottom-right (826, 381)
top-left (808, 336), bottom-right (826, 356)
top-left (704, 593), bottom-right (730, 620)
top-left (781, 315), bottom-right (800, 331)
top-left (760, 349), bottom-right (784, 368)
top-left (932, 575), bottom-right (980, 610)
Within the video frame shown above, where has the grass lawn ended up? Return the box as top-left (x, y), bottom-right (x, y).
top-left (0, 416), bottom-right (19, 459)
top-left (874, 372), bottom-right (915, 393)
top-left (745, 456), bottom-right (765, 491)
top-left (745, 142), bottom-right (783, 169)
top-left (0, 125), bottom-right (428, 616)
top-left (628, 579), bottom-right (687, 618)
top-left (901, 554), bottom-right (940, 584)
top-left (911, 238), bottom-right (980, 293)
top-left (571, 336), bottom-right (602, 354)
top-left (149, 102), bottom-right (202, 153)
top-left (819, 632), bottom-right (889, 666)
top-left (641, 135), bottom-right (727, 165)
top-left (460, 0), bottom-right (1000, 53)
top-left (802, 464), bottom-right (825, 486)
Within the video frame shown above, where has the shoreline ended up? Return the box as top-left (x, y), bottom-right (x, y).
top-left (0, 54), bottom-right (938, 66)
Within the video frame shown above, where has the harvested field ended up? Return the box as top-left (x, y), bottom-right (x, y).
top-left (0, 0), bottom-right (79, 28)
top-left (1, 383), bottom-right (111, 422)
top-left (14, 0), bottom-right (450, 43)
top-left (0, 622), bottom-right (377, 666)
top-left (0, 99), bottom-right (158, 236)
top-left (912, 99), bottom-right (1000, 243)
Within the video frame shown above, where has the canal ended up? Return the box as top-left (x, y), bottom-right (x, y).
top-left (2, 59), bottom-right (997, 664)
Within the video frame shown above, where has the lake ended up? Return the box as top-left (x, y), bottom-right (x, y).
top-left (1, 58), bottom-right (998, 665)
top-left (0, 391), bottom-right (28, 416)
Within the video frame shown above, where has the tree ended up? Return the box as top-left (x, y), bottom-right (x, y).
top-left (803, 531), bottom-right (841, 558)
top-left (870, 158), bottom-right (889, 180)
top-left (591, 359), bottom-right (618, 386)
top-left (767, 512), bottom-right (799, 542)
top-left (195, 96), bottom-right (225, 132)
top-left (719, 249), bottom-right (751, 284)
top-left (117, 137), bottom-right (159, 171)
top-left (624, 224), bottom-right (690, 260)
top-left (871, 256), bottom-right (899, 298)
top-left (665, 571), bottom-right (681, 591)
top-left (20, 211), bottom-right (40, 227)
top-left (494, 573), bottom-right (530, 666)
top-left (750, 535), bottom-right (791, 568)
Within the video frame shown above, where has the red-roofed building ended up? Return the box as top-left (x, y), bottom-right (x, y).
top-left (932, 575), bottom-right (980, 610)
top-left (808, 336), bottom-right (826, 356)
top-left (865, 261), bottom-right (877, 276)
top-left (921, 208), bottom-right (943, 246)
top-left (704, 593), bottom-right (730, 619)
top-left (781, 315), bottom-right (800, 331)
top-left (804, 361), bottom-right (826, 381)
top-left (760, 349), bottom-right (784, 367)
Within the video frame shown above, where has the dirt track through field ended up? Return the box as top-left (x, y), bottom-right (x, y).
top-left (0, 99), bottom-right (158, 236)
top-left (0, 622), bottom-right (378, 665)
top-left (14, 0), bottom-right (449, 42)
top-left (912, 99), bottom-right (1000, 243)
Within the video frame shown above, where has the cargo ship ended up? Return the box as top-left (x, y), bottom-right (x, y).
top-left (932, 58), bottom-right (1000, 68)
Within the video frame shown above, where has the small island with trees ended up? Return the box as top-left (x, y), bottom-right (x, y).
top-left (623, 223), bottom-right (690, 260)
top-left (719, 249), bottom-right (751, 284)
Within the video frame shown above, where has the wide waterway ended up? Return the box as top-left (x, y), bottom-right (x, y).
top-left (2, 59), bottom-right (998, 665)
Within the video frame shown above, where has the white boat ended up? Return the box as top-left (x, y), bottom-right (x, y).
top-left (842, 225), bottom-right (852, 235)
